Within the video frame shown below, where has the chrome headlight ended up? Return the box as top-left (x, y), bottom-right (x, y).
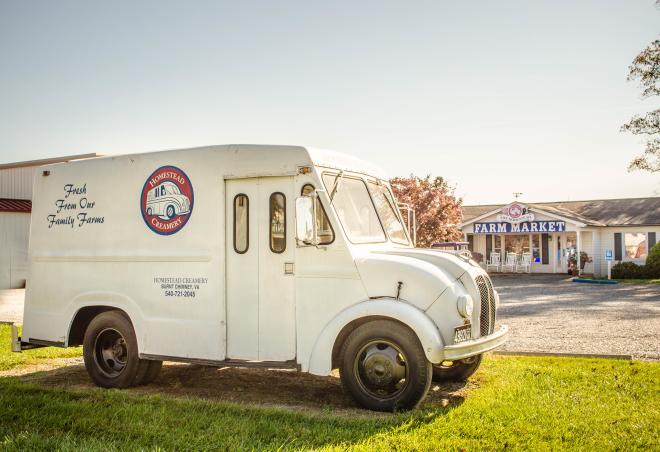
top-left (457, 295), bottom-right (474, 318)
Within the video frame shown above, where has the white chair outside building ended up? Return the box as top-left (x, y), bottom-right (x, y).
top-left (486, 252), bottom-right (501, 272)
top-left (503, 252), bottom-right (518, 272)
top-left (517, 252), bottom-right (532, 273)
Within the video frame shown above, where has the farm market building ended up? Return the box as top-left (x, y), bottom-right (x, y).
top-left (0, 154), bottom-right (99, 289)
top-left (460, 198), bottom-right (660, 276)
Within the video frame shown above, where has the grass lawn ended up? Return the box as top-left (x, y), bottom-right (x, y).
top-left (0, 331), bottom-right (658, 451)
top-left (0, 325), bottom-right (81, 371)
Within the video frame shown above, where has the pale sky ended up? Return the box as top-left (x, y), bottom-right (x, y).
top-left (1, 1), bottom-right (658, 204)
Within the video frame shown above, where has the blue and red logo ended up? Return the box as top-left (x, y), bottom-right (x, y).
top-left (140, 166), bottom-right (194, 235)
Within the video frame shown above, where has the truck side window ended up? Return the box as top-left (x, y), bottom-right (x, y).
top-left (233, 194), bottom-right (249, 254)
top-left (301, 184), bottom-right (335, 245)
top-left (269, 192), bottom-right (286, 253)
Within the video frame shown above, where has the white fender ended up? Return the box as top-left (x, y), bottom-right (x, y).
top-left (305, 298), bottom-right (445, 375)
top-left (64, 291), bottom-right (146, 348)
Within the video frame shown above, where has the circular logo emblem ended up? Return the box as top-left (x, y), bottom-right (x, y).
top-left (140, 165), bottom-right (194, 235)
top-left (508, 203), bottom-right (523, 219)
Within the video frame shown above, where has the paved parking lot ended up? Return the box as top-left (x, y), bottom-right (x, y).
top-left (492, 274), bottom-right (660, 360)
top-left (3, 275), bottom-right (659, 360)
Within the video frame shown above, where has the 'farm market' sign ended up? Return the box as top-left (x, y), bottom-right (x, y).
top-left (474, 221), bottom-right (566, 234)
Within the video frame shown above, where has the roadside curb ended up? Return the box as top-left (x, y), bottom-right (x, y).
top-left (492, 351), bottom-right (632, 360)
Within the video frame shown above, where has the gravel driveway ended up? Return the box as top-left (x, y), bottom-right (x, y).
top-left (492, 274), bottom-right (660, 360)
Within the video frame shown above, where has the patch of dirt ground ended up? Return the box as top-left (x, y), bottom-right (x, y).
top-left (2, 360), bottom-right (469, 415)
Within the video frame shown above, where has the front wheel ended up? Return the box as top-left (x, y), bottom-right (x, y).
top-left (166, 205), bottom-right (176, 219)
top-left (339, 320), bottom-right (432, 412)
top-left (432, 355), bottom-right (483, 382)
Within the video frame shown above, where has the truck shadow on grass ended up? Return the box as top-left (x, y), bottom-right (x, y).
top-left (16, 361), bottom-right (468, 416)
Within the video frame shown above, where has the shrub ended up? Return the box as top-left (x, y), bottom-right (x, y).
top-left (612, 261), bottom-right (644, 279)
top-left (611, 243), bottom-right (660, 279)
top-left (645, 242), bottom-right (660, 276)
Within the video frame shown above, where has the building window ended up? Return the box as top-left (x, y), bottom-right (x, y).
top-left (269, 192), bottom-right (286, 253)
top-left (233, 194), bottom-right (249, 254)
top-left (494, 235), bottom-right (502, 255)
top-left (504, 234), bottom-right (530, 255)
top-left (625, 232), bottom-right (647, 259)
top-left (301, 184), bottom-right (335, 244)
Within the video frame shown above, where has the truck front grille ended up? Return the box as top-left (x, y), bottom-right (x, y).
top-left (475, 274), bottom-right (496, 336)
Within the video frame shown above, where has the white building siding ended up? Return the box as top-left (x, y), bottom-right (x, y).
top-left (0, 166), bottom-right (36, 199)
top-left (0, 212), bottom-right (31, 288)
top-left (596, 226), bottom-right (660, 276)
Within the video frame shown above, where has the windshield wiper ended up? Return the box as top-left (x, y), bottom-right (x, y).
top-left (329, 171), bottom-right (344, 202)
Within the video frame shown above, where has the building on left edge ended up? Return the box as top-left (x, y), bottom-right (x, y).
top-left (0, 153), bottom-right (99, 289)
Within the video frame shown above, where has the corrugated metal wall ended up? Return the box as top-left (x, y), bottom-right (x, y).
top-left (0, 166), bottom-right (36, 199)
top-left (0, 212), bottom-right (31, 288)
top-left (0, 166), bottom-right (36, 288)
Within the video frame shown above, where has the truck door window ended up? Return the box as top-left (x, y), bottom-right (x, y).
top-left (233, 194), bottom-right (249, 254)
top-left (301, 184), bottom-right (335, 245)
top-left (269, 192), bottom-right (286, 253)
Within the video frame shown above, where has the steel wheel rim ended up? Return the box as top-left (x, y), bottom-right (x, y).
top-left (94, 328), bottom-right (128, 377)
top-left (353, 339), bottom-right (409, 400)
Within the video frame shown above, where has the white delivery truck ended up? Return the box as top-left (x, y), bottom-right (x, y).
top-left (14, 145), bottom-right (507, 411)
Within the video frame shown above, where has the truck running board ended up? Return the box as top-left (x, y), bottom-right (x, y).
top-left (140, 353), bottom-right (300, 371)
top-left (1, 321), bottom-right (57, 352)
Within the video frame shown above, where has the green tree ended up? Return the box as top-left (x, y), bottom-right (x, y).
top-left (621, 39), bottom-right (660, 173)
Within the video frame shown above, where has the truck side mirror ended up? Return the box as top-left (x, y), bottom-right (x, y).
top-left (295, 196), bottom-right (317, 246)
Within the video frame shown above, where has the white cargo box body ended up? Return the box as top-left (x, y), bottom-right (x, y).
top-left (23, 144), bottom-right (507, 381)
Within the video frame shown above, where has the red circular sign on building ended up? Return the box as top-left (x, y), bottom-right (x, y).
top-left (140, 166), bottom-right (194, 235)
top-left (508, 202), bottom-right (524, 219)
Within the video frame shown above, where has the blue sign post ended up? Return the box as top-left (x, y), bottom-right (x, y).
top-left (605, 250), bottom-right (613, 279)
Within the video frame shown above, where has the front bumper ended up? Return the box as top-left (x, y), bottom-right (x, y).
top-left (440, 325), bottom-right (509, 361)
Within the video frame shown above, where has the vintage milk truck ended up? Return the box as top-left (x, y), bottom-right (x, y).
top-left (14, 145), bottom-right (507, 411)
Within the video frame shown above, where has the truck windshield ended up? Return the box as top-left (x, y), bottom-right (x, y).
top-left (322, 174), bottom-right (386, 243)
top-left (368, 182), bottom-right (410, 245)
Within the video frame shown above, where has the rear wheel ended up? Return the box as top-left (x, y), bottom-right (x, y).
top-left (339, 320), bottom-right (432, 412)
top-left (135, 360), bottom-right (163, 385)
top-left (83, 311), bottom-right (142, 388)
top-left (432, 355), bottom-right (483, 382)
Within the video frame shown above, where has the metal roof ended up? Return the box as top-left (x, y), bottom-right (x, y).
top-left (0, 153), bottom-right (100, 170)
top-left (0, 198), bottom-right (31, 213)
top-left (462, 197), bottom-right (660, 227)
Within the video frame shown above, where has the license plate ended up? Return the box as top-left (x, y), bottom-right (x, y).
top-left (454, 324), bottom-right (472, 343)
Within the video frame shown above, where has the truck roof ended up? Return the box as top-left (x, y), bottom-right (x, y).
top-left (39, 144), bottom-right (389, 180)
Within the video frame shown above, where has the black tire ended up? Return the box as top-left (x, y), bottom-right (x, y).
top-left (432, 354), bottom-right (483, 382)
top-left (146, 207), bottom-right (153, 216)
top-left (339, 320), bottom-right (432, 412)
top-left (83, 311), bottom-right (142, 388)
top-left (135, 360), bottom-right (163, 385)
top-left (166, 205), bottom-right (176, 219)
